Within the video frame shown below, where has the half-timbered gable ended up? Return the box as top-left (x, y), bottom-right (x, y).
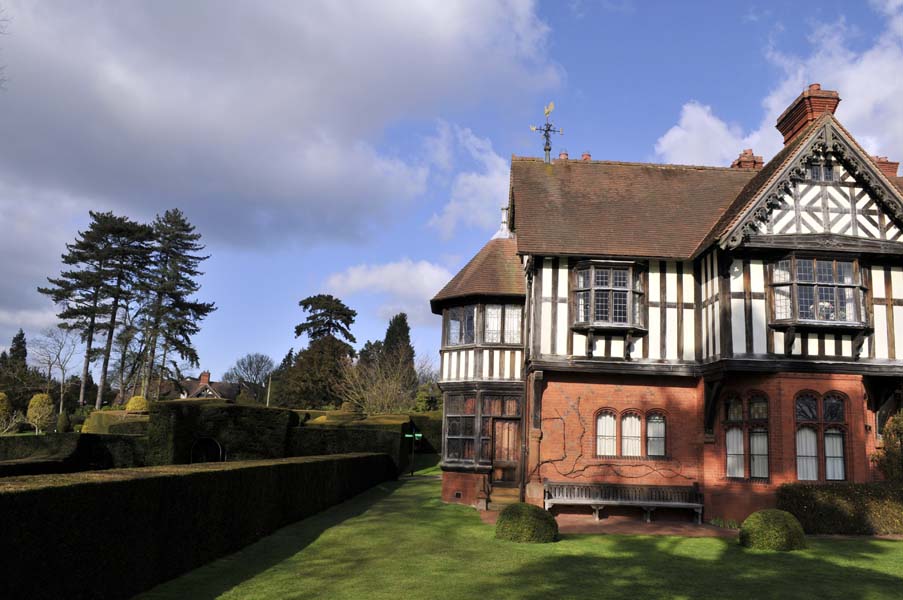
top-left (432, 83), bottom-right (901, 522)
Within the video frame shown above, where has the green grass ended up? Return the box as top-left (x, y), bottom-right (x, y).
top-left (140, 478), bottom-right (903, 600)
top-left (411, 452), bottom-right (440, 476)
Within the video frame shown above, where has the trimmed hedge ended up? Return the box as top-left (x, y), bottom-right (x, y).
top-left (82, 410), bottom-right (149, 435)
top-left (777, 482), bottom-right (903, 535)
top-left (738, 509), bottom-right (806, 551)
top-left (288, 425), bottom-right (408, 473)
top-left (0, 433), bottom-right (147, 476)
top-left (410, 411), bottom-right (442, 454)
top-left (0, 452), bottom-right (394, 600)
top-left (495, 502), bottom-right (559, 543)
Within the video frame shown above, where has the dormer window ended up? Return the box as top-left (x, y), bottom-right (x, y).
top-left (771, 256), bottom-right (867, 326)
top-left (573, 262), bottom-right (645, 329)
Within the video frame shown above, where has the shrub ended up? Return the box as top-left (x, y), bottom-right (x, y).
top-left (27, 394), bottom-right (55, 433)
top-left (56, 412), bottom-right (71, 433)
top-left (738, 509), bottom-right (806, 551)
top-left (495, 502), bottom-right (558, 543)
top-left (874, 411), bottom-right (903, 481)
top-left (125, 396), bottom-right (149, 412)
top-left (777, 481), bottom-right (903, 535)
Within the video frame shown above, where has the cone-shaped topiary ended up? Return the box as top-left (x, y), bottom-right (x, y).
top-left (739, 509), bottom-right (806, 551)
top-left (125, 396), bottom-right (149, 412)
top-left (0, 391), bottom-right (10, 423)
top-left (57, 412), bottom-right (71, 433)
top-left (27, 393), bottom-right (55, 433)
top-left (495, 502), bottom-right (558, 543)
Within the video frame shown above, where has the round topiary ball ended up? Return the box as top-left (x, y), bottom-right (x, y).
top-left (125, 395), bottom-right (149, 412)
top-left (739, 509), bottom-right (806, 551)
top-left (495, 502), bottom-right (559, 543)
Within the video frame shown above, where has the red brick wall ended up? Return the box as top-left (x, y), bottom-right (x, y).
top-left (531, 371), bottom-right (880, 523)
top-left (441, 471), bottom-right (488, 507)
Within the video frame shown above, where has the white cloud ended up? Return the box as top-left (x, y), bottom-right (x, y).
top-left (0, 308), bottom-right (59, 330)
top-left (325, 259), bottom-right (453, 326)
top-left (654, 2), bottom-right (903, 170)
top-left (429, 126), bottom-right (510, 239)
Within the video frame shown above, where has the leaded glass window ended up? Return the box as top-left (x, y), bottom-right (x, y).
top-left (770, 257), bottom-right (866, 325)
top-left (573, 263), bottom-right (644, 328)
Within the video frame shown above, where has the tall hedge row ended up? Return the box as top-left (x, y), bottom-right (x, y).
top-left (0, 453), bottom-right (394, 599)
top-left (776, 482), bottom-right (903, 535)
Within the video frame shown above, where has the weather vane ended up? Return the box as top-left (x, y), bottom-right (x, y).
top-left (530, 101), bottom-right (563, 163)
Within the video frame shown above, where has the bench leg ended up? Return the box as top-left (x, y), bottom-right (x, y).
top-left (642, 507), bottom-right (657, 523)
top-left (695, 508), bottom-right (702, 525)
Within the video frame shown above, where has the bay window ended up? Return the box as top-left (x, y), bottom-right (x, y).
top-left (446, 306), bottom-right (476, 346)
top-left (771, 257), bottom-right (867, 325)
top-left (574, 262), bottom-right (644, 328)
top-left (484, 304), bottom-right (522, 344)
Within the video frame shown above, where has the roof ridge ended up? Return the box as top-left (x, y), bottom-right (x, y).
top-left (510, 155), bottom-right (757, 172)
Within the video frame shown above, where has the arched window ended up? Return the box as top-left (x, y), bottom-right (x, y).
top-left (795, 394), bottom-right (818, 422)
top-left (726, 396), bottom-right (743, 421)
top-left (824, 394), bottom-right (845, 422)
top-left (726, 427), bottom-right (745, 477)
top-left (749, 395), bottom-right (768, 421)
top-left (750, 429), bottom-right (769, 478)
top-left (825, 428), bottom-right (845, 480)
top-left (646, 414), bottom-right (665, 458)
top-left (796, 427), bottom-right (818, 480)
top-left (596, 412), bottom-right (616, 457)
top-left (621, 413), bottom-right (641, 457)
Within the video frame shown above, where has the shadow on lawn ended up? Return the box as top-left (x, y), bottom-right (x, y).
top-left (501, 535), bottom-right (902, 600)
top-left (139, 480), bottom-right (405, 600)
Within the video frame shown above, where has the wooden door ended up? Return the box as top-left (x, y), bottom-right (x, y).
top-left (492, 419), bottom-right (519, 483)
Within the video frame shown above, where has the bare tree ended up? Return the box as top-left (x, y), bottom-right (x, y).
top-left (223, 353), bottom-right (275, 398)
top-left (31, 327), bottom-right (79, 413)
top-left (334, 346), bottom-right (417, 415)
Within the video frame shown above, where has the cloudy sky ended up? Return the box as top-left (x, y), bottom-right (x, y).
top-left (1, 0), bottom-right (902, 377)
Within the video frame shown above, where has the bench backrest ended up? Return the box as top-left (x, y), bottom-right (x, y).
top-left (546, 483), bottom-right (702, 504)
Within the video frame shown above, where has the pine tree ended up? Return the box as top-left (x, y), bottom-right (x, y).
top-left (8, 329), bottom-right (27, 368)
top-left (93, 214), bottom-right (153, 408)
top-left (294, 294), bottom-right (356, 349)
top-left (382, 313), bottom-right (417, 393)
top-left (139, 209), bottom-right (215, 398)
top-left (39, 212), bottom-right (113, 406)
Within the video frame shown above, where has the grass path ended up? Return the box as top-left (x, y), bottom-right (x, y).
top-left (140, 478), bottom-right (903, 600)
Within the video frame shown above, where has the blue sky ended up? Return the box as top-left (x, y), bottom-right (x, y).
top-left (1, 0), bottom-right (902, 379)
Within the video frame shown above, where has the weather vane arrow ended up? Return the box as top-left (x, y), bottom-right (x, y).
top-left (531, 101), bottom-right (563, 163)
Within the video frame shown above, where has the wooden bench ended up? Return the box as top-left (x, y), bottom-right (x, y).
top-left (544, 482), bottom-right (704, 524)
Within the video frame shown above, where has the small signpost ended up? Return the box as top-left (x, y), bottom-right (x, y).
top-left (404, 429), bottom-right (423, 476)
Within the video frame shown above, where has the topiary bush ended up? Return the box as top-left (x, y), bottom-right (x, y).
top-left (125, 396), bottom-right (149, 412)
top-left (56, 412), bottom-right (71, 433)
top-left (27, 394), bottom-right (56, 433)
top-left (738, 509), bottom-right (806, 551)
top-left (495, 502), bottom-right (558, 543)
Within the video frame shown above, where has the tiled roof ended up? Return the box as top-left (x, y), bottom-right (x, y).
top-left (895, 177), bottom-right (903, 193)
top-left (430, 237), bottom-right (525, 313)
top-left (510, 157), bottom-right (757, 259)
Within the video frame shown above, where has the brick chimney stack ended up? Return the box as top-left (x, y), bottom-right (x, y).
top-left (199, 370), bottom-right (211, 385)
top-left (776, 83), bottom-right (841, 145)
top-left (581, 151), bottom-right (591, 161)
top-left (731, 149), bottom-right (764, 170)
top-left (872, 156), bottom-right (900, 178)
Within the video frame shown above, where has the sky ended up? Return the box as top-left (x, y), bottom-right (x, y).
top-left (1, 0), bottom-right (903, 379)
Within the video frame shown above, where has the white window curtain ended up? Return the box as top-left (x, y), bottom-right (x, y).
top-left (484, 305), bottom-right (502, 343)
top-left (504, 305), bottom-right (522, 344)
top-left (726, 427), bottom-right (744, 478)
top-left (796, 427), bottom-right (818, 480)
top-left (621, 414), bottom-right (641, 457)
top-left (825, 428), bottom-right (845, 481)
top-left (750, 429), bottom-right (768, 478)
top-left (596, 412), bottom-right (616, 456)
top-left (646, 415), bottom-right (665, 457)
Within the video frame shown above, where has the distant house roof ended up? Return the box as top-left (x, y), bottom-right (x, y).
top-left (430, 237), bottom-right (525, 314)
top-left (509, 157), bottom-right (757, 260)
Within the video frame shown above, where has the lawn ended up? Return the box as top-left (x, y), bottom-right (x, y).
top-left (140, 478), bottom-right (903, 600)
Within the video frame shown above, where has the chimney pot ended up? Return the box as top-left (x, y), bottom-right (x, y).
top-left (559, 149), bottom-right (569, 160)
top-left (872, 155), bottom-right (900, 178)
top-left (776, 83), bottom-right (841, 145)
top-left (581, 151), bottom-right (591, 161)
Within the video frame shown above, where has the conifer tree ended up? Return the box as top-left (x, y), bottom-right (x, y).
top-left (8, 329), bottom-right (27, 368)
top-left (139, 209), bottom-right (215, 398)
top-left (39, 212), bottom-right (114, 406)
top-left (382, 313), bottom-right (417, 393)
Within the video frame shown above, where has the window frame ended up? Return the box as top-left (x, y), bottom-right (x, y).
top-left (595, 410), bottom-right (617, 458)
top-left (593, 409), bottom-right (669, 460)
top-left (444, 305), bottom-right (477, 347)
top-left (769, 256), bottom-right (868, 328)
top-left (721, 392), bottom-right (770, 481)
top-left (483, 303), bottom-right (523, 346)
top-left (572, 261), bottom-right (646, 331)
top-left (444, 394), bottom-right (477, 464)
top-left (793, 390), bottom-right (848, 482)
top-left (646, 413), bottom-right (666, 458)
